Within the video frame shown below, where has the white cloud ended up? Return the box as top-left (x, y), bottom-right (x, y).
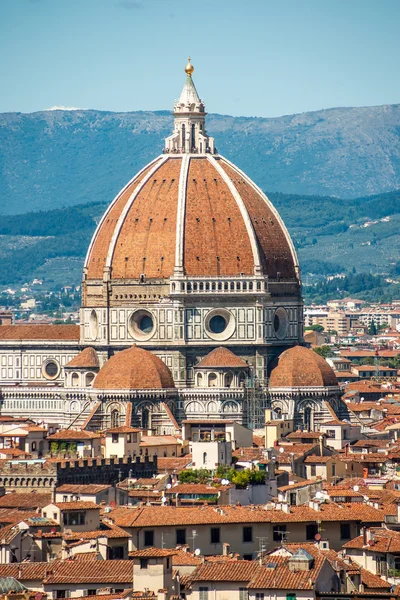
top-left (44, 106), bottom-right (82, 111)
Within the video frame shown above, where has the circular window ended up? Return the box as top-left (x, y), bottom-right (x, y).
top-left (42, 359), bottom-right (60, 380)
top-left (89, 310), bottom-right (99, 341)
top-left (139, 315), bottom-right (153, 333)
top-left (205, 309), bottom-right (235, 341)
top-left (209, 315), bottom-right (227, 334)
top-left (128, 309), bottom-right (156, 341)
top-left (273, 307), bottom-right (289, 340)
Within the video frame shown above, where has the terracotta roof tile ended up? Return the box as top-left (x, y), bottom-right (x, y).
top-left (278, 479), bottom-right (320, 492)
top-left (43, 559), bottom-right (134, 584)
top-left (81, 401), bottom-right (102, 430)
top-left (248, 555), bottom-right (326, 590)
top-left (108, 502), bottom-right (386, 529)
top-left (157, 456), bottom-right (192, 473)
top-left (343, 527), bottom-right (400, 552)
top-left (54, 501), bottom-right (101, 511)
top-left (106, 426), bottom-right (142, 434)
top-left (0, 522), bottom-right (23, 544)
top-left (196, 347), bottom-right (248, 369)
top-left (219, 160), bottom-right (297, 279)
top-left (130, 547), bottom-right (176, 557)
top-left (62, 524), bottom-right (130, 540)
top-left (0, 325), bottom-right (79, 340)
top-left (111, 159), bottom-right (181, 279)
top-left (0, 492), bottom-right (52, 509)
top-left (304, 455), bottom-right (332, 463)
top-left (0, 562), bottom-right (50, 580)
top-left (269, 345), bottom-right (338, 388)
top-left (66, 347), bottom-right (99, 368)
top-left (86, 161), bottom-right (157, 279)
top-left (140, 435), bottom-right (179, 447)
top-left (55, 484), bottom-right (111, 494)
top-left (191, 560), bottom-right (260, 582)
top-left (0, 508), bottom-right (37, 524)
top-left (94, 346), bottom-right (175, 390)
top-left (47, 429), bottom-right (100, 440)
top-left (85, 155), bottom-right (298, 287)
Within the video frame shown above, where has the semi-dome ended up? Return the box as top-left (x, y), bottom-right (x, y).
top-left (269, 345), bottom-right (338, 388)
top-left (93, 345), bottom-right (175, 390)
top-left (83, 61), bottom-right (299, 298)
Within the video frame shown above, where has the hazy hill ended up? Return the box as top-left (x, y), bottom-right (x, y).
top-left (1, 104), bottom-right (400, 214)
top-left (0, 190), bottom-right (398, 292)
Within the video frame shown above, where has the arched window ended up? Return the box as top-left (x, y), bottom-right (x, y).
top-left (181, 124), bottom-right (186, 152)
top-left (71, 373), bottom-right (79, 387)
top-left (142, 408), bottom-right (150, 430)
top-left (208, 373), bottom-right (218, 387)
top-left (197, 373), bottom-right (203, 387)
top-left (111, 408), bottom-right (120, 428)
top-left (223, 401), bottom-right (238, 413)
top-left (239, 372), bottom-right (246, 386)
top-left (203, 452), bottom-right (207, 465)
top-left (304, 407), bottom-right (312, 431)
top-left (85, 373), bottom-right (95, 387)
top-left (191, 123), bottom-right (196, 150)
top-left (224, 372), bottom-right (233, 388)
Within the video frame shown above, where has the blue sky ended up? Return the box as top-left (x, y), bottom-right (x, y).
top-left (1, 0), bottom-right (399, 117)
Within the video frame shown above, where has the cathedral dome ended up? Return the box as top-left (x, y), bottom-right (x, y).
top-left (93, 345), bottom-right (175, 390)
top-left (269, 345), bottom-right (338, 388)
top-left (84, 155), bottom-right (299, 287)
top-left (83, 61), bottom-right (299, 297)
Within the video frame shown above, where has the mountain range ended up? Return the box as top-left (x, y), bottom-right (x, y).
top-left (1, 104), bottom-right (400, 215)
top-left (0, 105), bottom-right (399, 296)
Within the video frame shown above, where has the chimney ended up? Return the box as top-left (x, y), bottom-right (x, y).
top-left (363, 527), bottom-right (371, 546)
top-left (282, 503), bottom-right (290, 514)
top-left (223, 543), bottom-right (230, 556)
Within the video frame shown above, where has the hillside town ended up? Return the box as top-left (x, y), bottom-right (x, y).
top-left (0, 351), bottom-right (400, 599)
top-left (0, 39), bottom-right (400, 600)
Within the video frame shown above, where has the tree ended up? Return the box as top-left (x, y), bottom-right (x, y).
top-left (313, 345), bottom-right (333, 358)
top-left (305, 324), bottom-right (325, 332)
top-left (368, 320), bottom-right (377, 335)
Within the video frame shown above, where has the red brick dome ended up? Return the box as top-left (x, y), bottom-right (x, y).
top-left (84, 155), bottom-right (299, 288)
top-left (269, 345), bottom-right (338, 388)
top-left (93, 346), bottom-right (175, 390)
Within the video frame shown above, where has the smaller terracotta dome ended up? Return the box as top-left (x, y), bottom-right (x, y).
top-left (196, 347), bottom-right (249, 369)
top-left (269, 345), bottom-right (338, 388)
top-left (66, 347), bottom-right (99, 369)
top-left (93, 346), bottom-right (175, 390)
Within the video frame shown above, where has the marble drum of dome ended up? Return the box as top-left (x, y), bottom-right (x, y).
top-left (80, 59), bottom-right (304, 386)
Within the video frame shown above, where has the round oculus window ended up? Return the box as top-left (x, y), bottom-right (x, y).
top-left (209, 315), bottom-right (227, 334)
top-left (128, 309), bottom-right (156, 341)
top-left (42, 359), bottom-right (60, 380)
top-left (273, 307), bottom-right (289, 340)
top-left (139, 315), bottom-right (153, 334)
top-left (205, 309), bottom-right (235, 341)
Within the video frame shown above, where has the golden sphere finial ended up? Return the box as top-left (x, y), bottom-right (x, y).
top-left (185, 56), bottom-right (194, 76)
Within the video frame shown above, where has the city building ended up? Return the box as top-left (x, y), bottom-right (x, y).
top-left (0, 60), bottom-right (338, 434)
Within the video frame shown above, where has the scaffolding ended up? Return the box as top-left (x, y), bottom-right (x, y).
top-left (243, 375), bottom-right (269, 430)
